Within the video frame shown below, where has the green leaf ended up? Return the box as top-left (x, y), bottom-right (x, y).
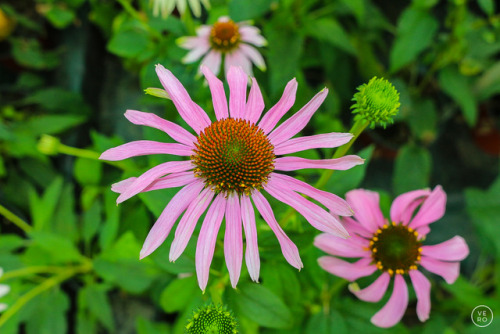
top-left (25, 290), bottom-right (70, 334)
top-left (229, 0), bottom-right (272, 21)
top-left (30, 231), bottom-right (83, 263)
top-left (439, 66), bottom-right (477, 126)
top-left (393, 144), bottom-right (431, 195)
top-left (23, 88), bottom-right (90, 114)
top-left (0, 234), bottom-right (25, 252)
top-left (474, 61), bottom-right (500, 101)
top-left (82, 199), bottom-right (102, 245)
top-left (99, 190), bottom-right (120, 250)
top-left (29, 177), bottom-right (64, 231)
top-left (45, 5), bottom-right (75, 29)
top-left (233, 283), bottom-right (292, 329)
top-left (80, 284), bottom-right (115, 331)
top-left (23, 115), bottom-right (85, 136)
top-left (136, 316), bottom-right (171, 334)
top-left (74, 157), bottom-right (102, 185)
top-left (107, 29), bottom-right (150, 58)
top-left (389, 8), bottom-right (438, 72)
top-left (407, 99), bottom-right (437, 142)
top-left (339, 0), bottom-right (365, 22)
top-left (305, 18), bottom-right (356, 55)
top-left (477, 0), bottom-right (495, 16)
top-left (306, 309), bottom-right (347, 334)
top-left (159, 276), bottom-right (198, 313)
top-left (11, 38), bottom-right (59, 70)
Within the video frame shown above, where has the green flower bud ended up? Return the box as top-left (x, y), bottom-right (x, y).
top-left (145, 87), bottom-right (170, 100)
top-left (37, 134), bottom-right (61, 155)
top-left (186, 304), bottom-right (238, 334)
top-left (351, 77), bottom-right (400, 128)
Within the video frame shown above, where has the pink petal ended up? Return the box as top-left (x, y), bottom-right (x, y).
top-left (371, 274), bottom-right (409, 328)
top-left (318, 257), bottom-right (377, 281)
top-left (195, 25), bottom-right (211, 38)
top-left (178, 35), bottom-right (207, 49)
top-left (201, 50), bottom-right (222, 77)
top-left (274, 132), bottom-right (353, 155)
top-left (274, 155), bottom-right (364, 172)
top-left (112, 171), bottom-right (195, 194)
top-left (244, 77), bottom-right (265, 124)
top-left (314, 233), bottom-right (370, 258)
top-left (421, 236), bottom-right (469, 261)
top-left (239, 44), bottom-right (266, 71)
top-left (140, 180), bottom-right (204, 259)
top-left (201, 65), bottom-right (228, 120)
top-left (182, 41), bottom-right (210, 63)
top-left (251, 191), bottom-right (303, 270)
top-left (195, 194), bottom-right (226, 291)
top-left (124, 110), bottom-right (196, 147)
top-left (349, 272), bottom-right (391, 302)
top-left (227, 66), bottom-right (248, 119)
top-left (225, 50), bottom-right (252, 77)
top-left (100, 140), bottom-right (193, 161)
top-left (409, 270), bottom-right (431, 322)
top-left (267, 88), bottom-right (328, 146)
top-left (270, 173), bottom-right (353, 216)
top-left (116, 160), bottom-right (193, 204)
top-left (241, 195), bottom-right (260, 282)
top-left (224, 193), bottom-right (243, 288)
top-left (240, 26), bottom-right (267, 46)
top-left (265, 178), bottom-right (349, 237)
top-left (155, 64), bottom-right (211, 133)
top-left (342, 216), bottom-right (373, 238)
top-left (258, 78), bottom-right (298, 134)
top-left (419, 257), bottom-right (460, 284)
top-left (409, 186), bottom-right (447, 230)
top-left (346, 189), bottom-right (386, 233)
top-left (390, 189), bottom-right (430, 225)
top-left (169, 187), bottom-right (214, 262)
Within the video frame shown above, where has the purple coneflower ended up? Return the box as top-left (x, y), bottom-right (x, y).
top-left (101, 64), bottom-right (364, 290)
top-left (178, 16), bottom-right (266, 77)
top-left (315, 186), bottom-right (469, 327)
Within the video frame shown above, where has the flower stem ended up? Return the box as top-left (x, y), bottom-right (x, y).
top-left (0, 266), bottom-right (63, 282)
top-left (0, 204), bottom-right (32, 234)
top-left (57, 144), bottom-right (131, 171)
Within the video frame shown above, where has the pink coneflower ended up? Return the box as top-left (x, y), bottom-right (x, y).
top-left (315, 186), bottom-right (469, 328)
top-left (100, 64), bottom-right (364, 290)
top-left (178, 16), bottom-right (266, 77)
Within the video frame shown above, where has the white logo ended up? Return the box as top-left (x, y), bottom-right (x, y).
top-left (471, 305), bottom-right (493, 327)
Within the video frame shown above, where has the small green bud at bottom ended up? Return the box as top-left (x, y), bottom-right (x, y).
top-left (186, 304), bottom-right (238, 334)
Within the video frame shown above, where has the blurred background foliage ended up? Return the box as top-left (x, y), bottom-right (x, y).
top-left (0, 0), bottom-right (499, 333)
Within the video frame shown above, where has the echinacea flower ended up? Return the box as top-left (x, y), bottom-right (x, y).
top-left (0, 268), bottom-right (10, 312)
top-left (100, 64), bottom-right (364, 290)
top-left (315, 186), bottom-right (469, 328)
top-left (178, 16), bottom-right (267, 77)
top-left (150, 0), bottom-right (210, 18)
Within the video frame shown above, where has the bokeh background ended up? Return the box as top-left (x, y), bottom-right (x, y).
top-left (0, 0), bottom-right (499, 333)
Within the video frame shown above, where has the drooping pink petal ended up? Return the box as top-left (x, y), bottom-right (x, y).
top-left (112, 171), bottom-right (195, 194)
top-left (265, 179), bottom-right (349, 237)
top-left (371, 274), bottom-right (409, 328)
top-left (270, 173), bottom-right (352, 216)
top-left (390, 189), bottom-right (430, 225)
top-left (201, 65), bottom-right (228, 120)
top-left (124, 110), bottom-right (196, 147)
top-left (258, 78), bottom-right (298, 134)
top-left (116, 160), bottom-right (193, 204)
top-left (182, 41), bottom-right (210, 63)
top-left (317, 257), bottom-right (377, 281)
top-left (225, 50), bottom-right (252, 77)
top-left (342, 216), bottom-right (373, 238)
top-left (244, 77), bottom-right (265, 124)
top-left (421, 236), bottom-right (469, 261)
top-left (349, 272), bottom-right (391, 302)
top-left (227, 66), bottom-right (248, 119)
top-left (346, 189), bottom-right (386, 233)
top-left (195, 194), bottom-right (226, 291)
top-left (419, 257), bottom-right (460, 284)
top-left (100, 140), bottom-right (193, 161)
top-left (409, 270), bottom-right (431, 322)
top-left (251, 191), bottom-right (303, 270)
top-left (240, 26), bottom-right (267, 46)
top-left (314, 233), bottom-right (370, 258)
top-left (267, 88), bottom-right (328, 146)
top-left (155, 64), bottom-right (211, 133)
top-left (140, 180), bottom-right (204, 259)
top-left (274, 133), bottom-right (353, 155)
top-left (178, 36), bottom-right (207, 49)
top-left (169, 188), bottom-right (215, 262)
top-left (274, 155), bottom-right (364, 172)
top-left (241, 195), bottom-right (260, 282)
top-left (195, 25), bottom-right (211, 38)
top-left (239, 44), bottom-right (266, 71)
top-left (224, 193), bottom-right (243, 288)
top-left (201, 50), bottom-right (222, 76)
top-left (409, 186), bottom-right (447, 230)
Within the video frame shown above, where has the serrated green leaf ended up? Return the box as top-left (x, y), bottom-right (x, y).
top-left (159, 276), bottom-right (198, 313)
top-left (29, 177), bottom-right (64, 231)
top-left (107, 29), bottom-right (150, 58)
top-left (439, 66), bottom-right (477, 126)
top-left (30, 231), bottom-right (82, 263)
top-left (83, 199), bottom-right (102, 245)
top-left (306, 309), bottom-right (347, 334)
top-left (393, 144), bottom-right (431, 195)
top-left (25, 290), bottom-right (69, 334)
top-left (81, 285), bottom-right (115, 331)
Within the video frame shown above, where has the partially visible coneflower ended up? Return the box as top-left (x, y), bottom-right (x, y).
top-left (178, 16), bottom-right (267, 77)
top-left (315, 186), bottom-right (469, 328)
top-left (100, 64), bottom-right (364, 291)
top-left (150, 0), bottom-right (210, 19)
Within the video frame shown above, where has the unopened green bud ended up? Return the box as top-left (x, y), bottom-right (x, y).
top-left (145, 87), bottom-right (170, 100)
top-left (37, 134), bottom-right (61, 155)
top-left (351, 77), bottom-right (400, 128)
top-left (186, 304), bottom-right (238, 334)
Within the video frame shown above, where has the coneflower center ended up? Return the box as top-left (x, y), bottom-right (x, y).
top-left (369, 223), bottom-right (422, 275)
top-left (210, 20), bottom-right (240, 52)
top-left (192, 118), bottom-right (275, 195)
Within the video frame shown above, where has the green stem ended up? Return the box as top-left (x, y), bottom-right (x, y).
top-left (58, 144), bottom-right (131, 171)
top-left (0, 263), bottom-right (91, 328)
top-left (0, 204), bottom-right (32, 234)
top-left (0, 266), bottom-right (63, 282)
